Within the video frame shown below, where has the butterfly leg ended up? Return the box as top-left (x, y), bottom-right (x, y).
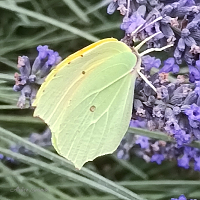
top-left (137, 70), bottom-right (157, 92)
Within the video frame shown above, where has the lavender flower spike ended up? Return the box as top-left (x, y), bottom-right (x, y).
top-left (13, 45), bottom-right (62, 108)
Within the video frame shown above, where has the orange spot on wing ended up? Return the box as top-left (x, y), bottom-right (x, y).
top-left (90, 106), bottom-right (96, 112)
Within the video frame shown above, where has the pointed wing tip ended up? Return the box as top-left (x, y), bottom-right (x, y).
top-left (65, 157), bottom-right (85, 170)
top-left (68, 151), bottom-right (114, 170)
top-left (75, 166), bottom-right (82, 170)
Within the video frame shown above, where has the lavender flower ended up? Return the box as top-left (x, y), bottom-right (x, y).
top-left (0, 154), bottom-right (4, 160)
top-left (121, 8), bottom-right (146, 34)
top-left (117, 118), bottom-right (147, 160)
top-left (135, 136), bottom-right (149, 149)
top-left (185, 103), bottom-right (200, 122)
top-left (178, 154), bottom-right (190, 169)
top-left (107, 1), bottom-right (200, 167)
top-left (189, 66), bottom-right (200, 83)
top-left (159, 57), bottom-right (180, 73)
top-left (13, 45), bottom-right (61, 108)
top-left (171, 194), bottom-right (195, 200)
top-left (151, 153), bottom-right (165, 164)
top-left (194, 156), bottom-right (200, 171)
top-left (108, 0), bottom-right (200, 79)
top-left (29, 128), bottom-right (51, 147)
top-left (116, 52), bottom-right (200, 171)
top-left (2, 128), bottom-right (52, 164)
top-left (142, 55), bottom-right (161, 71)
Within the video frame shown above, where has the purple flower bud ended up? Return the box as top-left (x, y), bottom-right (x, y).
top-left (196, 60), bottom-right (200, 71)
top-left (157, 86), bottom-right (169, 100)
top-left (6, 157), bottom-right (15, 163)
top-left (17, 56), bottom-right (31, 78)
top-left (174, 47), bottom-right (183, 64)
top-left (189, 66), bottom-right (200, 83)
top-left (194, 81), bottom-right (200, 95)
top-left (135, 136), bottom-right (149, 149)
top-left (173, 106), bottom-right (181, 115)
top-left (29, 133), bottom-right (41, 144)
top-left (137, 5), bottom-right (146, 18)
top-left (185, 103), bottom-right (200, 121)
top-left (47, 52), bottom-right (56, 66)
top-left (183, 91), bottom-right (198, 105)
top-left (129, 119), bottom-right (147, 128)
top-left (47, 51), bottom-right (61, 66)
top-left (193, 128), bottom-right (200, 140)
top-left (164, 119), bottom-right (180, 134)
top-left (13, 84), bottom-right (23, 92)
top-left (39, 62), bottom-right (51, 78)
top-left (10, 145), bottom-right (20, 153)
top-left (121, 12), bottom-right (146, 33)
top-left (164, 57), bottom-right (174, 67)
top-left (142, 55), bottom-right (161, 71)
top-left (172, 64), bottom-right (180, 73)
top-left (151, 153), bottom-right (164, 164)
top-left (28, 74), bottom-right (36, 83)
top-left (174, 129), bottom-right (191, 146)
top-left (37, 45), bottom-right (49, 59)
top-left (0, 154), bottom-right (4, 159)
top-left (177, 38), bottom-right (185, 51)
top-left (184, 146), bottom-right (196, 157)
top-left (120, 16), bottom-right (131, 31)
top-left (165, 108), bottom-right (174, 120)
top-left (160, 24), bottom-right (174, 40)
top-left (117, 149), bottom-right (125, 159)
top-left (21, 85), bottom-right (32, 98)
top-left (172, 194), bottom-right (187, 200)
top-left (181, 28), bottom-right (190, 38)
top-left (194, 156), bottom-right (200, 171)
top-left (107, 1), bottom-right (118, 15)
top-left (161, 5), bottom-right (173, 15)
top-left (14, 45), bottom-right (62, 108)
top-left (159, 57), bottom-right (179, 73)
top-left (178, 154), bottom-right (190, 169)
top-left (32, 57), bottom-right (44, 74)
top-left (184, 36), bottom-right (197, 47)
top-left (184, 0), bottom-right (195, 6)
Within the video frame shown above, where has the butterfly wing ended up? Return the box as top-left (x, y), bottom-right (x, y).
top-left (33, 39), bottom-right (138, 169)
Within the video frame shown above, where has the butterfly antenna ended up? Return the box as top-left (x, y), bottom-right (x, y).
top-left (139, 16), bottom-right (163, 33)
top-left (131, 16), bottom-right (163, 41)
top-left (135, 31), bottom-right (163, 51)
top-left (126, 0), bottom-right (131, 18)
top-left (140, 43), bottom-right (173, 56)
top-left (133, 18), bottom-right (173, 93)
top-left (131, 23), bottom-right (145, 38)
